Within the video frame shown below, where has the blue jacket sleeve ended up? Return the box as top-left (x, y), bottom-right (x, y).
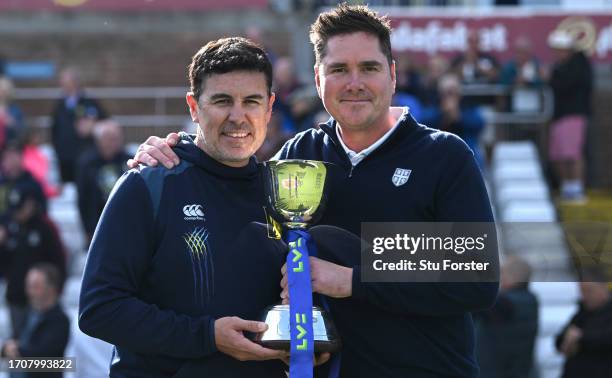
top-left (78, 170), bottom-right (217, 358)
top-left (351, 137), bottom-right (499, 316)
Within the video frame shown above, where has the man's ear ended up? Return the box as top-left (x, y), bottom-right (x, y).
top-left (186, 93), bottom-right (199, 123)
top-left (268, 92), bottom-right (276, 112)
top-left (266, 92), bottom-right (276, 124)
top-left (314, 64), bottom-right (322, 99)
top-left (390, 60), bottom-right (397, 95)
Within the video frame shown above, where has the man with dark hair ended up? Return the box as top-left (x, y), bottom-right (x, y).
top-left (0, 141), bottom-right (47, 218)
top-left (132, 5), bottom-right (498, 377)
top-left (76, 119), bottom-right (131, 244)
top-left (50, 67), bottom-right (107, 184)
top-left (79, 37), bottom-right (290, 377)
top-left (556, 269), bottom-right (612, 378)
top-left (309, 4), bottom-right (393, 66)
top-left (1, 263), bottom-right (70, 378)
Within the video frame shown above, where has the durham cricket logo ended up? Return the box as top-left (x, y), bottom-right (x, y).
top-left (184, 227), bottom-right (214, 306)
top-left (289, 237), bottom-right (309, 351)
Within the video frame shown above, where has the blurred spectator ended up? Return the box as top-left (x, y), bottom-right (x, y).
top-left (288, 86), bottom-right (322, 133)
top-left (0, 180), bottom-right (65, 337)
top-left (0, 142), bottom-right (47, 217)
top-left (451, 29), bottom-right (499, 84)
top-left (272, 56), bottom-right (302, 133)
top-left (421, 74), bottom-right (486, 169)
top-left (76, 120), bottom-right (130, 244)
top-left (0, 77), bottom-right (25, 149)
top-left (420, 55), bottom-right (449, 108)
top-left (255, 115), bottom-right (290, 162)
top-left (246, 26), bottom-right (277, 64)
top-left (393, 56), bottom-right (424, 120)
top-left (1, 263), bottom-right (70, 378)
top-left (476, 256), bottom-right (538, 378)
top-left (546, 30), bottom-right (593, 202)
top-left (51, 67), bottom-right (107, 184)
top-left (555, 269), bottom-right (612, 378)
top-left (500, 36), bottom-right (543, 88)
top-left (22, 128), bottom-right (59, 198)
top-left (395, 56), bottom-right (423, 98)
top-left (393, 92), bottom-right (423, 121)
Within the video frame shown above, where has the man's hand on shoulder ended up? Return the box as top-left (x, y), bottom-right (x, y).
top-left (127, 132), bottom-right (181, 169)
top-left (214, 316), bottom-right (287, 362)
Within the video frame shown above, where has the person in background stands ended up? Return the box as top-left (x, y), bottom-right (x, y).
top-left (1, 263), bottom-right (70, 378)
top-left (50, 67), bottom-right (107, 184)
top-left (76, 119), bottom-right (130, 244)
top-left (546, 30), bottom-right (593, 203)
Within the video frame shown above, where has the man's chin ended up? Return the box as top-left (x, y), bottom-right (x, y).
top-left (336, 115), bottom-right (373, 131)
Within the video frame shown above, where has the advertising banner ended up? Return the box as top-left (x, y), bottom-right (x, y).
top-left (386, 9), bottom-right (612, 63)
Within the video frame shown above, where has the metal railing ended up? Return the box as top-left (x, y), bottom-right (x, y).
top-left (13, 86), bottom-right (191, 129)
top-left (462, 84), bottom-right (554, 125)
top-left (14, 84), bottom-right (553, 130)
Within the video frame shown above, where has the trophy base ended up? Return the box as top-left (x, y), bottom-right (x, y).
top-left (252, 304), bottom-right (341, 353)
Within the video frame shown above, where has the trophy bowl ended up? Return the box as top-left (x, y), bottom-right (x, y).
top-left (253, 305), bottom-right (341, 352)
top-left (263, 160), bottom-right (330, 229)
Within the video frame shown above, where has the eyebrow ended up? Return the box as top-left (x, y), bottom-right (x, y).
top-left (326, 60), bottom-right (384, 69)
top-left (327, 62), bottom-right (347, 70)
top-left (208, 93), bottom-right (265, 101)
top-left (244, 94), bottom-right (265, 101)
top-left (360, 60), bottom-right (383, 67)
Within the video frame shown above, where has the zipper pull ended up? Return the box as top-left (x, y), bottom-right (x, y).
top-left (348, 164), bottom-right (355, 178)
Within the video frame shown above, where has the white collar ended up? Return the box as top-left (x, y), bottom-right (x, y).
top-left (335, 107), bottom-right (407, 167)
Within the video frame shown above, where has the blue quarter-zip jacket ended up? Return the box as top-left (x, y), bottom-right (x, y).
top-left (275, 111), bottom-right (499, 378)
top-left (79, 140), bottom-right (286, 377)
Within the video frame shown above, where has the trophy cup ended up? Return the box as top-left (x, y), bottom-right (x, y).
top-left (254, 160), bottom-right (341, 354)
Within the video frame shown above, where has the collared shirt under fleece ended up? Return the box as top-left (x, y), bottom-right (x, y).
top-left (273, 108), bottom-right (499, 378)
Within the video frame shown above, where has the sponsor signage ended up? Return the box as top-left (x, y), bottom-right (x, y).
top-left (385, 9), bottom-right (612, 63)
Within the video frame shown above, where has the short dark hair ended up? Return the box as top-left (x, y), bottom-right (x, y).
top-left (309, 3), bottom-right (393, 66)
top-left (30, 263), bottom-right (64, 294)
top-left (188, 37), bottom-right (273, 100)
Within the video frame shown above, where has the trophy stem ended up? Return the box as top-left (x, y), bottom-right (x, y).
top-left (285, 223), bottom-right (309, 230)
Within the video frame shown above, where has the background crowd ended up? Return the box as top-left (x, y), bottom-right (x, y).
top-left (0, 3), bottom-right (608, 378)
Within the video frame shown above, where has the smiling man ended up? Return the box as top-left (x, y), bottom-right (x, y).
top-left (78, 38), bottom-right (291, 378)
top-left (131, 5), bottom-right (498, 378)
top-left (274, 7), bottom-right (498, 377)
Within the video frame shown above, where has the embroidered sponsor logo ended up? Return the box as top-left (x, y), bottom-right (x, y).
top-left (183, 204), bottom-right (205, 221)
top-left (391, 168), bottom-right (412, 187)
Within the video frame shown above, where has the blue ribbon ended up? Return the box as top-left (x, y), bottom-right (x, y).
top-left (286, 229), bottom-right (315, 378)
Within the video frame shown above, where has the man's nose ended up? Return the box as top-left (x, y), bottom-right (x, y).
top-left (228, 104), bottom-right (246, 123)
top-left (345, 71), bottom-right (365, 92)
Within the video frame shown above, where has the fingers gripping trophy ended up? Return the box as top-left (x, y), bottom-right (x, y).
top-left (256, 160), bottom-right (341, 378)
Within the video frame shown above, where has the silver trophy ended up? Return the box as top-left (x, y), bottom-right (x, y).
top-left (253, 160), bottom-right (341, 352)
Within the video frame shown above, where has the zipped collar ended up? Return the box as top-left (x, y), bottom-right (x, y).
top-left (173, 137), bottom-right (260, 180)
top-left (319, 107), bottom-right (418, 164)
